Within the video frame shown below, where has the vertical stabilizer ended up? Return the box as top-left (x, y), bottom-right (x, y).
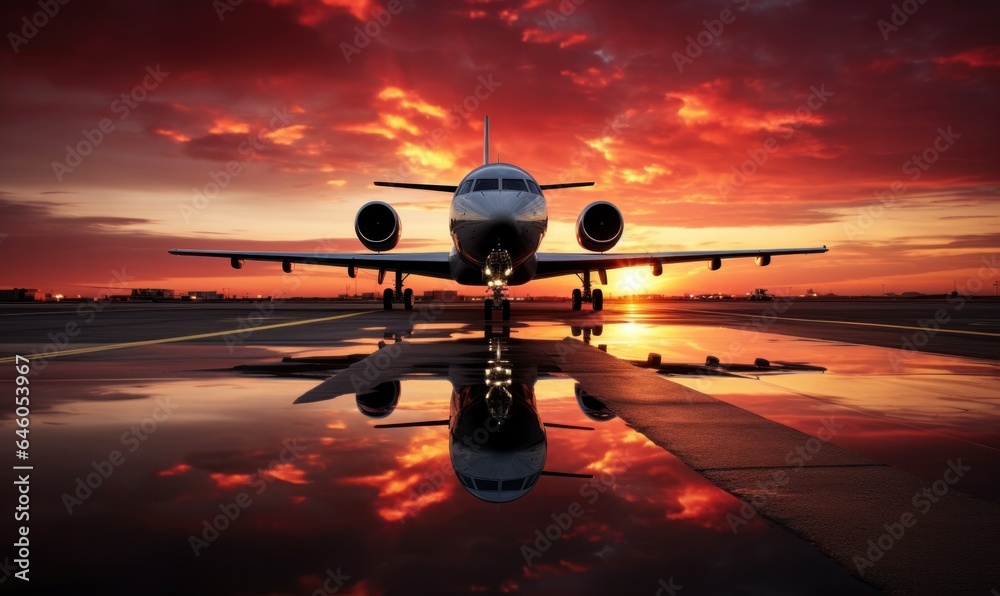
top-left (483, 115), bottom-right (490, 165)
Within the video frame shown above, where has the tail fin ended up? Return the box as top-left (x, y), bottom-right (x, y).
top-left (483, 115), bottom-right (490, 165)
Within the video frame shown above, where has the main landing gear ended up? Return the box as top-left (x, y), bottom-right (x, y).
top-left (571, 270), bottom-right (604, 312)
top-left (381, 270), bottom-right (413, 311)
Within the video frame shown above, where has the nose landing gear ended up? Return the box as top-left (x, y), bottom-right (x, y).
top-left (484, 248), bottom-right (513, 321)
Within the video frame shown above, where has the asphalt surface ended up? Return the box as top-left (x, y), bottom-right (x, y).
top-left (1, 298), bottom-right (996, 360)
top-left (0, 298), bottom-right (997, 594)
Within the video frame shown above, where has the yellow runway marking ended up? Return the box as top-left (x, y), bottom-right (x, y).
top-left (0, 311), bottom-right (370, 364)
top-left (670, 308), bottom-right (1000, 338)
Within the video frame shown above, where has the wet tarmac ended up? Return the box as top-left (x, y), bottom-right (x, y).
top-left (0, 300), bottom-right (997, 594)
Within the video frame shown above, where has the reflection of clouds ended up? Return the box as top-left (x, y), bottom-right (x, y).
top-left (31, 370), bottom-right (880, 593)
top-left (209, 472), bottom-right (251, 489)
top-left (337, 427), bottom-right (454, 522)
top-left (267, 463), bottom-right (310, 485)
top-left (155, 463), bottom-right (191, 477)
top-left (543, 383), bottom-right (742, 532)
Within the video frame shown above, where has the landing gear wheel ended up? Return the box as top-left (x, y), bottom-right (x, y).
top-left (403, 288), bottom-right (414, 310)
top-left (484, 300), bottom-right (493, 320)
top-left (382, 288), bottom-right (394, 311)
top-left (501, 299), bottom-right (511, 321)
top-left (592, 289), bottom-right (603, 311)
top-left (571, 289), bottom-right (582, 311)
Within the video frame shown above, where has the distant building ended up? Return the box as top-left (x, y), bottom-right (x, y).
top-left (187, 291), bottom-right (221, 300)
top-left (130, 288), bottom-right (175, 300)
top-left (0, 288), bottom-right (38, 301)
top-left (422, 290), bottom-right (458, 301)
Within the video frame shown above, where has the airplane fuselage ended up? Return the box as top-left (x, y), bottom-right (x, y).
top-left (448, 163), bottom-right (547, 286)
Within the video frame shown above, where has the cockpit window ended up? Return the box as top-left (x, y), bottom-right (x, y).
top-left (473, 178), bottom-right (499, 191)
top-left (526, 180), bottom-right (541, 194)
top-left (476, 479), bottom-right (499, 491)
top-left (501, 479), bottom-right (524, 491)
top-left (458, 180), bottom-right (474, 194)
top-left (501, 178), bottom-right (528, 192)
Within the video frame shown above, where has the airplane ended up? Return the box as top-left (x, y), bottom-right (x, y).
top-left (170, 116), bottom-right (828, 320)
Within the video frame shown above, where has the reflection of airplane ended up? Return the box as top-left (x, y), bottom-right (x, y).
top-left (237, 325), bottom-right (824, 503)
top-left (169, 117), bottom-right (829, 319)
top-left (292, 334), bottom-right (609, 503)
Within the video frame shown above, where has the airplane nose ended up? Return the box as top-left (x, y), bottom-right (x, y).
top-left (484, 220), bottom-right (518, 249)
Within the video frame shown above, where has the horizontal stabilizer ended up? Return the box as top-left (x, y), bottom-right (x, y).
top-left (543, 422), bottom-right (595, 431)
top-left (373, 420), bottom-right (450, 429)
top-left (374, 181), bottom-right (457, 193)
top-left (539, 182), bottom-right (595, 190)
top-left (540, 471), bottom-right (594, 479)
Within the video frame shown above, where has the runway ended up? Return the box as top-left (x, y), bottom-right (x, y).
top-left (0, 299), bottom-right (997, 594)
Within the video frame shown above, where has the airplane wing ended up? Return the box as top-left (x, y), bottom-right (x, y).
top-left (168, 249), bottom-right (453, 280)
top-left (534, 246), bottom-right (828, 279)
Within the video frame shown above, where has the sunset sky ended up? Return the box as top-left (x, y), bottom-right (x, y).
top-left (1, 0), bottom-right (997, 298)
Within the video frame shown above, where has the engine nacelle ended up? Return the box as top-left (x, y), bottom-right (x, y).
top-left (576, 201), bottom-right (623, 252)
top-left (355, 201), bottom-right (401, 252)
top-left (755, 255), bottom-right (771, 267)
top-left (575, 384), bottom-right (616, 422)
top-left (356, 381), bottom-right (400, 418)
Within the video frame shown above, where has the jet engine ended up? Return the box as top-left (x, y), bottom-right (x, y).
top-left (356, 381), bottom-right (400, 418)
top-left (355, 201), bottom-right (401, 252)
top-left (576, 201), bottom-right (623, 252)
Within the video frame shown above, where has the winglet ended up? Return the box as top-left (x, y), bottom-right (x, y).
top-left (483, 115), bottom-right (490, 166)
